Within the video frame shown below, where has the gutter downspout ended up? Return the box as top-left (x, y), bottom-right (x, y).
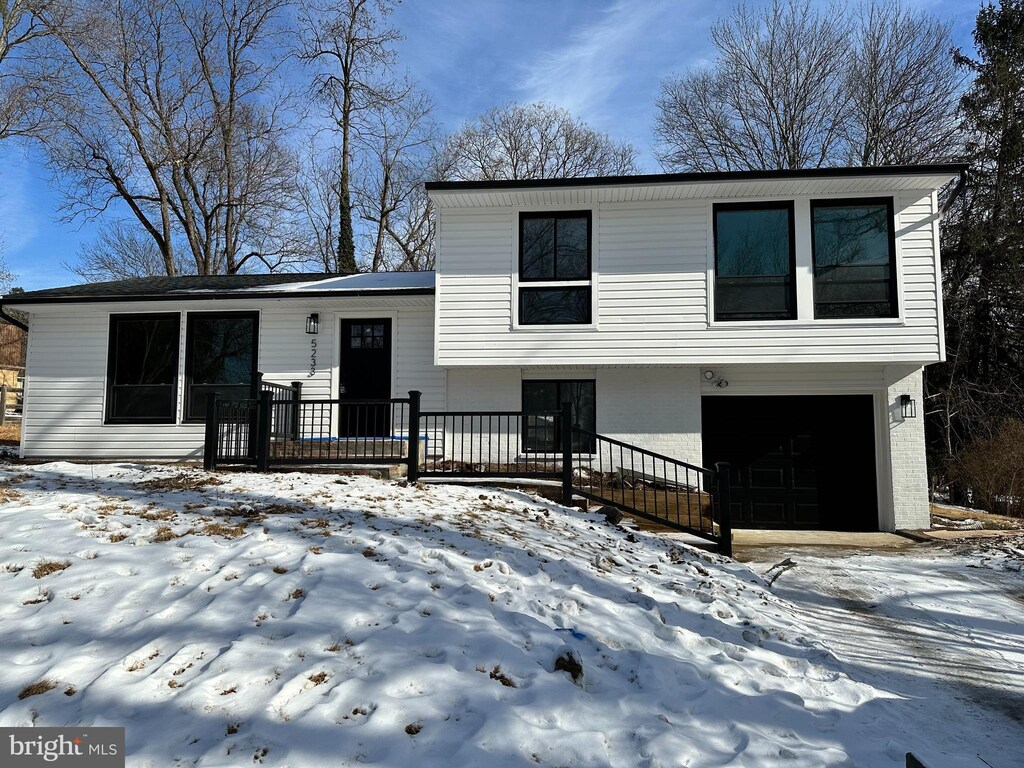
top-left (0, 299), bottom-right (29, 331)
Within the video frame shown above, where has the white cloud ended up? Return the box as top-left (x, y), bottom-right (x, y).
top-left (517, 0), bottom-right (675, 123)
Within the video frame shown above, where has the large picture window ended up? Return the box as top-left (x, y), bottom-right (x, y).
top-left (106, 314), bottom-right (180, 423)
top-left (518, 212), bottom-right (592, 325)
top-left (714, 202), bottom-right (796, 321)
top-left (812, 198), bottom-right (897, 318)
top-left (184, 312), bottom-right (259, 420)
top-left (522, 379), bottom-right (596, 453)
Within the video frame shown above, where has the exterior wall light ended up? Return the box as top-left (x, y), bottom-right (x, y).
top-left (305, 313), bottom-right (319, 335)
top-left (900, 394), bottom-right (917, 419)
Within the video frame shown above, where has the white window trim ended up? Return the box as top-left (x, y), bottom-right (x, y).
top-left (705, 193), bottom-right (907, 329)
top-left (510, 204), bottom-right (600, 332)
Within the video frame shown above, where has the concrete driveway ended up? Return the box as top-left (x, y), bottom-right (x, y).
top-left (741, 538), bottom-right (1024, 766)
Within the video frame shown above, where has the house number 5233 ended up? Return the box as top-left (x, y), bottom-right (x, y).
top-left (307, 338), bottom-right (317, 378)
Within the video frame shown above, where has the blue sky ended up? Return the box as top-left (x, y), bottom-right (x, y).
top-left (0, 0), bottom-right (980, 291)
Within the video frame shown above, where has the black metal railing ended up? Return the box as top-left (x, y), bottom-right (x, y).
top-left (262, 379), bottom-right (302, 439)
top-left (416, 403), bottom-right (730, 554)
top-left (205, 398), bottom-right (261, 465)
top-left (268, 398), bottom-right (413, 464)
top-left (204, 389), bottom-right (422, 473)
top-left (417, 410), bottom-right (564, 478)
top-left (569, 427), bottom-right (725, 547)
top-left (201, 388), bottom-right (732, 554)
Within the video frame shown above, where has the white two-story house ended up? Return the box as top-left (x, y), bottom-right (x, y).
top-left (2, 164), bottom-right (963, 533)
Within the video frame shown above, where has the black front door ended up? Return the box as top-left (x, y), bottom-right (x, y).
top-left (339, 319), bottom-right (392, 437)
top-left (702, 395), bottom-right (878, 530)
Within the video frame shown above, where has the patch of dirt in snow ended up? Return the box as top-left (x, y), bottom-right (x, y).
top-left (0, 461), bottom-right (969, 767)
top-left (943, 533), bottom-right (1024, 574)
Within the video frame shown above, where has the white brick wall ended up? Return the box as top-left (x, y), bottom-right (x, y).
top-left (442, 366), bottom-right (703, 466)
top-left (596, 368), bottom-right (702, 466)
top-left (885, 365), bottom-right (930, 529)
top-left (445, 368), bottom-right (519, 411)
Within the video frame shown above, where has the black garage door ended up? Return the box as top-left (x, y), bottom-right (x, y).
top-left (702, 395), bottom-right (878, 530)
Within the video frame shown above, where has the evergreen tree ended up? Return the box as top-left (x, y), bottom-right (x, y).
top-left (927, 1), bottom-right (1024, 493)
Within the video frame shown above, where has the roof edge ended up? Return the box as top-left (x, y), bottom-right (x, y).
top-left (2, 287), bottom-right (436, 306)
top-left (425, 163), bottom-right (968, 193)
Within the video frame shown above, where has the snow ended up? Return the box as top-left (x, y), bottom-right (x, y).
top-left (236, 271), bottom-right (435, 294)
top-left (744, 546), bottom-right (1024, 767)
top-left (0, 462), bottom-right (1021, 766)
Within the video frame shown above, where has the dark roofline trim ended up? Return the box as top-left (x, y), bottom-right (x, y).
top-left (425, 163), bottom-right (968, 192)
top-left (2, 287), bottom-right (436, 306)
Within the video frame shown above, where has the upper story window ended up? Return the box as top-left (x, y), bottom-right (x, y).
top-left (519, 211), bottom-right (592, 325)
top-left (713, 202), bottom-right (796, 321)
top-left (106, 313), bottom-right (180, 424)
top-left (812, 198), bottom-right (897, 319)
top-left (184, 311), bottom-right (258, 421)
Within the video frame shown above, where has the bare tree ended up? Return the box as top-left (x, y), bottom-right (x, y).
top-left (298, 0), bottom-right (403, 273)
top-left (352, 87), bottom-right (436, 271)
top-left (298, 92), bottom-right (437, 274)
top-left (68, 220), bottom-right (192, 281)
top-left (655, 0), bottom-right (963, 171)
top-left (35, 0), bottom-right (297, 277)
top-left (173, 0), bottom-right (298, 274)
top-left (444, 102), bottom-right (639, 180)
top-left (0, 0), bottom-right (52, 141)
top-left (296, 142), bottom-right (345, 272)
top-left (844, 1), bottom-right (963, 165)
top-left (655, 0), bottom-right (850, 171)
top-left (0, 236), bottom-right (13, 292)
top-left (378, 141), bottom-right (449, 271)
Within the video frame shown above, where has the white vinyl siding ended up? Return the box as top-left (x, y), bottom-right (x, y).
top-left (21, 297), bottom-right (443, 459)
top-left (434, 189), bottom-right (942, 366)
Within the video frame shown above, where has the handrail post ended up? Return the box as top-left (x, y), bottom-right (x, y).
top-left (561, 400), bottom-right (573, 506)
top-left (290, 380), bottom-right (303, 440)
top-left (256, 390), bottom-right (272, 471)
top-left (714, 462), bottom-right (733, 557)
top-left (203, 392), bottom-right (219, 470)
top-left (252, 371), bottom-right (264, 399)
top-left (407, 390), bottom-right (421, 483)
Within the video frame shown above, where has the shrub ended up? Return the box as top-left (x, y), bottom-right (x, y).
top-left (949, 419), bottom-right (1024, 517)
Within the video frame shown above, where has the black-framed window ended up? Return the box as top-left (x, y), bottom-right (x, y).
top-left (184, 311), bottom-right (259, 420)
top-left (713, 201), bottom-right (796, 321)
top-left (812, 198), bottom-right (897, 319)
top-left (106, 313), bottom-right (180, 424)
top-left (522, 379), bottom-right (596, 453)
top-left (518, 211), bottom-right (592, 325)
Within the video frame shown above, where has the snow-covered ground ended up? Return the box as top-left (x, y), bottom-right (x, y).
top-left (743, 543), bottom-right (1024, 767)
top-left (0, 462), bottom-right (1021, 767)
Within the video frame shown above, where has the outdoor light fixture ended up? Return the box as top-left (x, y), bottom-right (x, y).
top-left (305, 313), bottom-right (319, 335)
top-left (900, 394), bottom-right (917, 419)
top-left (703, 370), bottom-right (716, 381)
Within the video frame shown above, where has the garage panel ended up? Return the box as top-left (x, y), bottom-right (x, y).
top-left (702, 395), bottom-right (878, 530)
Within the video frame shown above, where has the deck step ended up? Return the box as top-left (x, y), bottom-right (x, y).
top-left (274, 463), bottom-right (406, 480)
